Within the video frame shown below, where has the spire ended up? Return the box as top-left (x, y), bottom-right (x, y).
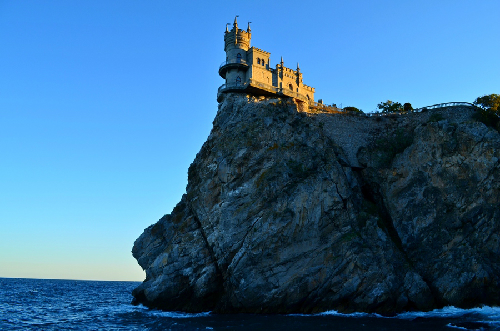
top-left (234, 15), bottom-right (239, 29)
top-left (226, 23), bottom-right (230, 32)
top-left (297, 62), bottom-right (300, 70)
top-left (247, 21), bottom-right (251, 32)
top-left (280, 56), bottom-right (284, 66)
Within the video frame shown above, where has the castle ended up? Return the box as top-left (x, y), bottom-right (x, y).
top-left (217, 17), bottom-right (316, 109)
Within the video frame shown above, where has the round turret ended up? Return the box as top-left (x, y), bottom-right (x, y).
top-left (224, 16), bottom-right (251, 52)
top-left (219, 16), bottom-right (251, 80)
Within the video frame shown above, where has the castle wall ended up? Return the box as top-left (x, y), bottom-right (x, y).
top-left (250, 65), bottom-right (272, 85)
top-left (248, 47), bottom-right (270, 66)
top-left (278, 67), bottom-right (300, 92)
top-left (299, 85), bottom-right (315, 101)
top-left (226, 48), bottom-right (248, 63)
top-left (225, 68), bottom-right (246, 87)
top-left (247, 47), bottom-right (272, 85)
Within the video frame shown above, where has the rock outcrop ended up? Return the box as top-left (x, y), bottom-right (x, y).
top-left (132, 93), bottom-right (500, 314)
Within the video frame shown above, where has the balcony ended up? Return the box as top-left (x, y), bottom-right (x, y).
top-left (217, 82), bottom-right (249, 101)
top-left (218, 59), bottom-right (249, 79)
top-left (217, 79), bottom-right (313, 103)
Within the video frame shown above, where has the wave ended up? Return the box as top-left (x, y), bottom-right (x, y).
top-left (133, 305), bottom-right (500, 320)
top-left (316, 306), bottom-right (500, 330)
top-left (395, 306), bottom-right (500, 320)
top-left (316, 306), bottom-right (500, 319)
top-left (132, 305), bottom-right (211, 319)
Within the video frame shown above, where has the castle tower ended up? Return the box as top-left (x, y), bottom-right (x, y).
top-left (219, 16), bottom-right (251, 86)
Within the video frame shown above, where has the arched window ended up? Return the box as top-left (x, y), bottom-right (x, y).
top-left (307, 94), bottom-right (310, 100)
top-left (257, 58), bottom-right (260, 65)
top-left (262, 60), bottom-right (265, 66)
top-left (236, 53), bottom-right (242, 63)
top-left (289, 83), bottom-right (293, 91)
top-left (236, 76), bottom-right (241, 86)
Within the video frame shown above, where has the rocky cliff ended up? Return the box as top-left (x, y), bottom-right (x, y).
top-left (132, 93), bottom-right (500, 314)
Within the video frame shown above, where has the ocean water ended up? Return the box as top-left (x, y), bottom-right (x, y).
top-left (1, 278), bottom-right (499, 330)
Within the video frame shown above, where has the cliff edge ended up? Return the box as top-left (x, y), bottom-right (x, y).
top-left (132, 93), bottom-right (500, 314)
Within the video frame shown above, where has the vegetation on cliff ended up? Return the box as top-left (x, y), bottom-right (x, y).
top-left (473, 94), bottom-right (500, 132)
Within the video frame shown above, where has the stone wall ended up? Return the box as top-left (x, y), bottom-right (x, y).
top-left (314, 107), bottom-right (476, 168)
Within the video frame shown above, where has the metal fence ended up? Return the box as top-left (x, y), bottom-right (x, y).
top-left (219, 59), bottom-right (248, 69)
top-left (362, 102), bottom-right (477, 117)
top-left (411, 102), bottom-right (476, 112)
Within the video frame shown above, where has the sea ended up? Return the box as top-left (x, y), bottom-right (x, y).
top-left (1, 278), bottom-right (499, 330)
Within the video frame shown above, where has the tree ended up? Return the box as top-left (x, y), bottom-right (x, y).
top-left (473, 94), bottom-right (500, 131)
top-left (403, 103), bottom-right (413, 112)
top-left (343, 106), bottom-right (363, 113)
top-left (377, 100), bottom-right (403, 113)
top-left (474, 94), bottom-right (500, 112)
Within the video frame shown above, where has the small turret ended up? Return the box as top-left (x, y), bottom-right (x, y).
top-left (224, 16), bottom-right (251, 52)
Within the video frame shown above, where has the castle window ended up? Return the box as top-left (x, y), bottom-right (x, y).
top-left (262, 61), bottom-right (265, 66)
top-left (237, 53), bottom-right (242, 63)
top-left (257, 58), bottom-right (260, 64)
top-left (289, 84), bottom-right (293, 91)
top-left (236, 76), bottom-right (241, 86)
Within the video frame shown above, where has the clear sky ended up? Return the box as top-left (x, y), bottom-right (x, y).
top-left (0, 0), bottom-right (498, 281)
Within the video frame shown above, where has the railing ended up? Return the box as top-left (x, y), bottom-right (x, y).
top-left (412, 102), bottom-right (476, 112)
top-left (219, 59), bottom-right (248, 70)
top-left (361, 102), bottom-right (477, 117)
top-left (281, 88), bottom-right (307, 100)
top-left (217, 82), bottom-right (249, 93)
top-left (247, 80), bottom-right (279, 93)
top-left (247, 80), bottom-right (311, 100)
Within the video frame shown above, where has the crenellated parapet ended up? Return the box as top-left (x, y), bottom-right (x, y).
top-left (250, 47), bottom-right (270, 55)
top-left (224, 17), bottom-right (251, 52)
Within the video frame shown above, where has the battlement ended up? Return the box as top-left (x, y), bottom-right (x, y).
top-left (224, 17), bottom-right (252, 52)
top-left (302, 85), bottom-right (315, 92)
top-left (250, 47), bottom-right (270, 55)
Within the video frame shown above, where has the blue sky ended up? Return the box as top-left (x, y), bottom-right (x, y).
top-left (0, 0), bottom-right (498, 281)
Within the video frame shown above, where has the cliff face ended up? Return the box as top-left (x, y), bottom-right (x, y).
top-left (132, 94), bottom-right (500, 314)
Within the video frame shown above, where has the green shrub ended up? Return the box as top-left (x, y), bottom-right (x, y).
top-left (377, 100), bottom-right (403, 113)
top-left (403, 103), bottom-right (413, 112)
top-left (344, 106), bottom-right (363, 113)
top-left (473, 108), bottom-right (500, 132)
top-left (428, 113), bottom-right (444, 123)
top-left (374, 128), bottom-right (413, 167)
top-left (473, 94), bottom-right (500, 132)
top-left (474, 94), bottom-right (499, 112)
